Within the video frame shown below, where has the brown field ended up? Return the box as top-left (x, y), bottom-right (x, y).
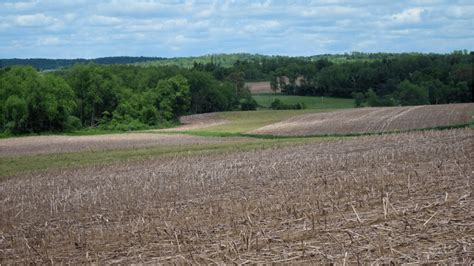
top-left (0, 133), bottom-right (242, 157)
top-left (1, 129), bottom-right (472, 264)
top-left (245, 81), bottom-right (278, 94)
top-left (158, 112), bottom-right (229, 132)
top-left (251, 103), bottom-right (474, 136)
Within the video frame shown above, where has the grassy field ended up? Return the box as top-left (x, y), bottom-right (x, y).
top-left (253, 94), bottom-right (354, 109)
top-left (168, 96), bottom-right (354, 135)
top-left (194, 110), bottom-right (317, 133)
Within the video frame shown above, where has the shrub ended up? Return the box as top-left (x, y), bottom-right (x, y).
top-left (270, 99), bottom-right (306, 110)
top-left (240, 97), bottom-right (258, 111)
top-left (65, 116), bottom-right (82, 131)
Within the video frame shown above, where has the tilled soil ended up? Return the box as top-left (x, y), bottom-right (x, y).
top-left (245, 81), bottom-right (278, 94)
top-left (251, 103), bottom-right (474, 136)
top-left (0, 133), bottom-right (242, 157)
top-left (0, 129), bottom-right (473, 264)
top-left (158, 112), bottom-right (229, 132)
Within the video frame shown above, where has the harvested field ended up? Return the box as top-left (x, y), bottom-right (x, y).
top-left (0, 133), bottom-right (242, 157)
top-left (245, 81), bottom-right (278, 94)
top-left (1, 129), bottom-right (472, 264)
top-left (158, 112), bottom-right (229, 132)
top-left (251, 103), bottom-right (474, 136)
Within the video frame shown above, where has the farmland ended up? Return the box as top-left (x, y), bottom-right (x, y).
top-left (252, 103), bottom-right (474, 136)
top-left (1, 104), bottom-right (474, 264)
top-left (157, 96), bottom-right (353, 135)
top-left (0, 128), bottom-right (472, 264)
top-left (0, 133), bottom-right (246, 157)
top-left (245, 81), bottom-right (277, 94)
top-left (2, 0), bottom-right (473, 263)
top-left (180, 110), bottom-right (315, 133)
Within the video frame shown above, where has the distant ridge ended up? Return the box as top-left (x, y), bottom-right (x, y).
top-left (1, 51), bottom-right (469, 71)
top-left (0, 56), bottom-right (165, 71)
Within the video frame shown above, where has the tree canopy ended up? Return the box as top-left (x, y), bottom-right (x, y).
top-left (1, 64), bottom-right (251, 134)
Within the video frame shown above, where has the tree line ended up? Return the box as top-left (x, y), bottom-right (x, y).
top-left (193, 51), bottom-right (472, 106)
top-left (1, 51), bottom-right (472, 134)
top-left (0, 64), bottom-right (254, 134)
top-left (0, 57), bottom-right (164, 71)
top-left (228, 51), bottom-right (472, 106)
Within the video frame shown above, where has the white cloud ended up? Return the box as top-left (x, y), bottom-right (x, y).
top-left (96, 0), bottom-right (171, 16)
top-left (241, 20), bottom-right (281, 33)
top-left (4, 1), bottom-right (38, 11)
top-left (37, 36), bottom-right (60, 45)
top-left (15, 13), bottom-right (54, 26)
top-left (251, 0), bottom-right (271, 9)
top-left (196, 8), bottom-right (214, 18)
top-left (446, 5), bottom-right (474, 19)
top-left (302, 6), bottom-right (359, 17)
top-left (89, 15), bottom-right (122, 26)
top-left (0, 0), bottom-right (472, 58)
top-left (391, 8), bottom-right (425, 24)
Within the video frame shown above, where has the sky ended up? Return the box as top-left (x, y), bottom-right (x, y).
top-left (0, 0), bottom-right (473, 59)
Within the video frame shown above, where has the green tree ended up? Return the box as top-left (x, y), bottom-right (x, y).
top-left (269, 74), bottom-right (279, 94)
top-left (64, 64), bottom-right (121, 126)
top-left (3, 95), bottom-right (27, 132)
top-left (155, 75), bottom-right (191, 121)
top-left (226, 71), bottom-right (245, 97)
top-left (0, 66), bottom-right (76, 133)
top-left (240, 97), bottom-right (258, 111)
top-left (365, 89), bottom-right (380, 107)
top-left (397, 80), bottom-right (429, 106)
top-left (351, 92), bottom-right (365, 107)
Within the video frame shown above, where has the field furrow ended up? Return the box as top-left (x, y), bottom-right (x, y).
top-left (1, 129), bottom-right (472, 264)
top-left (0, 133), bottom-right (245, 157)
top-left (251, 103), bottom-right (474, 136)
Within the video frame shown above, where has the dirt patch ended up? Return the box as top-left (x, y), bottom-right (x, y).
top-left (245, 81), bottom-right (279, 94)
top-left (1, 129), bottom-right (472, 264)
top-left (0, 133), bottom-right (240, 157)
top-left (158, 112), bottom-right (229, 132)
top-left (251, 103), bottom-right (474, 136)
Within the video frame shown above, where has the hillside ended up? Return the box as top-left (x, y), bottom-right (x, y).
top-left (251, 103), bottom-right (474, 136)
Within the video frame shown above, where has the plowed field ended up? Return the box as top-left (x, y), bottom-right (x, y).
top-left (251, 103), bottom-right (474, 136)
top-left (1, 129), bottom-right (472, 264)
top-left (0, 133), bottom-right (242, 157)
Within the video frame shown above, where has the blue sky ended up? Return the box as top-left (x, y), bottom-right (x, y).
top-left (0, 0), bottom-right (473, 58)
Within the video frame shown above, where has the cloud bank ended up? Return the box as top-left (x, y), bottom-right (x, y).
top-left (0, 0), bottom-right (472, 58)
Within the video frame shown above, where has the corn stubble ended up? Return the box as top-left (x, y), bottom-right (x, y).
top-left (0, 133), bottom-right (241, 157)
top-left (0, 129), bottom-right (472, 264)
top-left (251, 103), bottom-right (474, 136)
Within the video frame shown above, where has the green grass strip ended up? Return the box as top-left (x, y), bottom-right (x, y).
top-left (148, 122), bottom-right (473, 139)
top-left (0, 137), bottom-right (331, 181)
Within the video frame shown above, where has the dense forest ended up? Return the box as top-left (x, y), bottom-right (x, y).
top-left (0, 64), bottom-right (253, 134)
top-left (199, 51), bottom-right (472, 106)
top-left (0, 51), bottom-right (472, 135)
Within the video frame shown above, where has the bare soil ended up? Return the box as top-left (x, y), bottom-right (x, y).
top-left (245, 81), bottom-right (278, 94)
top-left (251, 103), bottom-right (474, 136)
top-left (1, 129), bottom-right (472, 264)
top-left (158, 112), bottom-right (229, 132)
